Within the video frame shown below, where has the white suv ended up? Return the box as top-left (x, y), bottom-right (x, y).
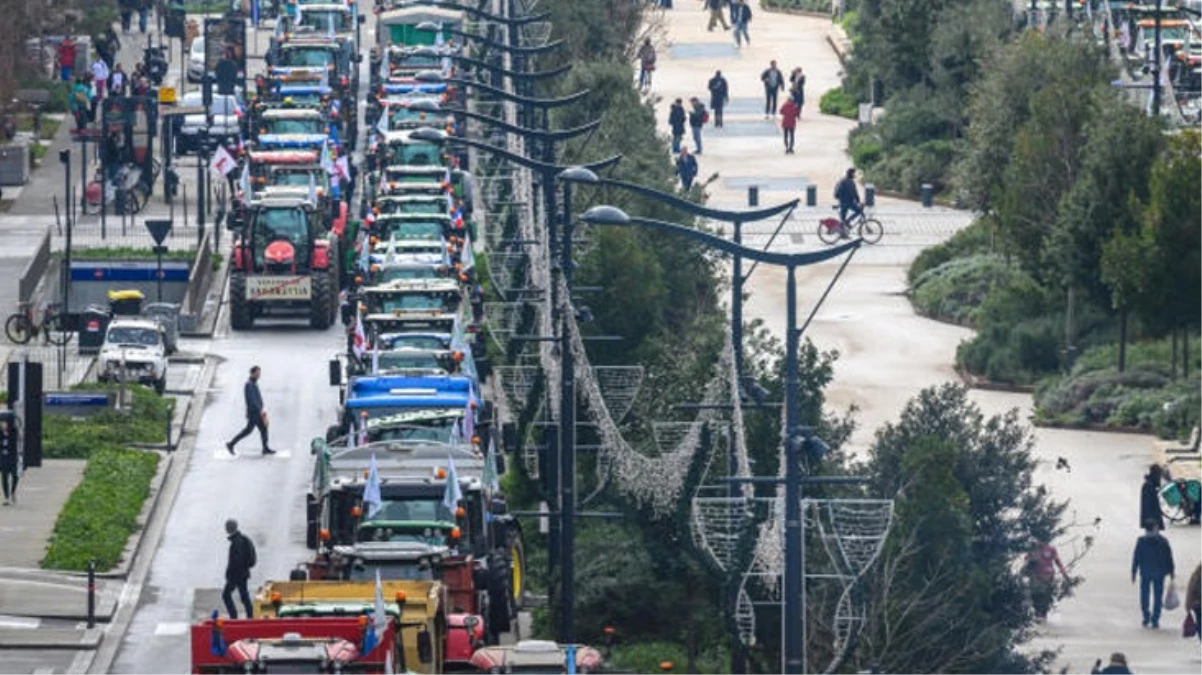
top-left (98, 319), bottom-right (169, 395)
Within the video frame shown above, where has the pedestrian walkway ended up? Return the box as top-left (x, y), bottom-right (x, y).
top-left (647, 4), bottom-right (1200, 675)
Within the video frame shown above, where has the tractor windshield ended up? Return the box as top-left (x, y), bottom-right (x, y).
top-left (298, 10), bottom-right (352, 33)
top-left (278, 47), bottom-right (333, 68)
top-left (347, 562), bottom-right (436, 582)
top-left (272, 169), bottom-right (322, 187)
top-left (379, 200), bottom-right (444, 216)
top-left (253, 208), bottom-right (311, 267)
top-left (378, 221), bottom-right (443, 241)
top-left (362, 498), bottom-right (455, 526)
top-left (376, 351), bottom-right (446, 372)
top-left (367, 420), bottom-right (456, 443)
top-left (383, 142), bottom-right (440, 167)
top-left (265, 117), bottom-right (326, 135)
top-left (378, 293), bottom-right (454, 312)
top-left (379, 266), bottom-right (441, 282)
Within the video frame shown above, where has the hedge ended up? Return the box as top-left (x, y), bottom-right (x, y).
top-left (44, 384), bottom-right (171, 459)
top-left (41, 447), bottom-right (160, 571)
top-left (819, 86), bottom-right (858, 119)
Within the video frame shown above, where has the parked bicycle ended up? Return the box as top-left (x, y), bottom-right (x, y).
top-left (5, 301), bottom-right (71, 345)
top-left (84, 158), bottom-right (161, 216)
top-left (1160, 473), bottom-right (1201, 525)
top-left (817, 207), bottom-right (884, 246)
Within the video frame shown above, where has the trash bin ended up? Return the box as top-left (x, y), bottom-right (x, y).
top-left (143, 302), bottom-right (180, 354)
top-left (108, 289), bottom-right (145, 316)
top-left (77, 305), bottom-right (111, 354)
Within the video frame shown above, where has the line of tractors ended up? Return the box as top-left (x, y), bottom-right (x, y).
top-left (193, 1), bottom-right (602, 673)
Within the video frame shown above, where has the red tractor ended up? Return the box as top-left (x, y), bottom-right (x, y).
top-left (229, 196), bottom-right (340, 330)
top-left (190, 614), bottom-right (400, 673)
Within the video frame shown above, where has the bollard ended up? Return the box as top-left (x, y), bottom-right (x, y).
top-left (805, 184), bottom-right (817, 207)
top-left (86, 560), bottom-right (96, 628)
top-left (921, 183), bottom-right (934, 208)
top-left (865, 183), bottom-right (876, 207)
top-left (747, 185), bottom-right (759, 207)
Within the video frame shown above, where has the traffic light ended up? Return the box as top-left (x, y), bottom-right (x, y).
top-left (165, 2), bottom-right (186, 38)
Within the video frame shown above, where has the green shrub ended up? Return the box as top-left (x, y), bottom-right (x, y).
top-left (908, 216), bottom-right (995, 286)
top-left (849, 129), bottom-right (883, 168)
top-left (864, 139), bottom-right (956, 195)
top-left (763, 0), bottom-right (835, 12)
top-left (819, 86), bottom-right (859, 119)
top-left (607, 641), bottom-right (729, 674)
top-left (956, 276), bottom-right (1060, 384)
top-left (910, 253), bottom-right (1013, 326)
top-left (63, 247), bottom-right (197, 262)
top-left (41, 447), bottom-right (160, 571)
top-left (44, 384), bottom-right (171, 459)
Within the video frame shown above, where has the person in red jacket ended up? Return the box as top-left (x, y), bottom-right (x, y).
top-left (779, 98), bottom-right (800, 154)
top-left (57, 37), bottom-right (76, 82)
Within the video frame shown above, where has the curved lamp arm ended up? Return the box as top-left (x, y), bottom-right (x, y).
top-left (440, 76), bottom-right (589, 109)
top-left (408, 0), bottom-right (552, 25)
top-left (598, 177), bottom-right (800, 223)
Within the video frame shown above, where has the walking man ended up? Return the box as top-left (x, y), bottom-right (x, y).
top-left (732, 0), bottom-right (752, 47)
top-left (0, 417), bottom-right (20, 506)
top-left (779, 97), bottom-right (800, 153)
top-left (1131, 519), bottom-right (1175, 629)
top-left (705, 0), bottom-right (730, 31)
top-left (687, 97), bottom-right (707, 155)
top-left (1139, 464), bottom-right (1165, 531)
top-left (226, 366), bottom-right (275, 455)
top-left (789, 67), bottom-right (806, 111)
top-left (668, 98), bottom-right (686, 154)
top-left (221, 519), bottom-right (257, 619)
top-left (637, 38), bottom-right (656, 91)
top-left (761, 60), bottom-right (784, 118)
top-left (676, 147), bottom-right (698, 191)
top-left (707, 70), bottom-right (729, 128)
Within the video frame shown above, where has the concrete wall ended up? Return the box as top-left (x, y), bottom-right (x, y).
top-left (67, 260), bottom-right (191, 313)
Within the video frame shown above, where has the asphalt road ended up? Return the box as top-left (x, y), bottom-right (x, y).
top-left (108, 316), bottom-right (344, 673)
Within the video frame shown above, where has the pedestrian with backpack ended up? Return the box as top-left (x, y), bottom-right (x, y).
top-left (637, 38), bottom-right (657, 91)
top-left (761, 60), bottom-right (784, 118)
top-left (222, 519), bottom-right (257, 619)
top-left (668, 98), bottom-right (686, 154)
top-left (687, 97), bottom-right (708, 155)
top-left (708, 70), bottom-right (729, 128)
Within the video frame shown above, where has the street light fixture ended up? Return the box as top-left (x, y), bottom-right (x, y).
top-left (580, 204), bottom-right (860, 675)
top-left (408, 0), bottom-right (551, 25)
top-left (414, 70), bottom-right (588, 110)
top-left (411, 46), bottom-right (572, 83)
top-left (407, 99), bottom-right (600, 142)
top-left (414, 20), bottom-right (564, 55)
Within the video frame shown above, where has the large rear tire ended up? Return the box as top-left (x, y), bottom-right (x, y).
top-left (486, 551), bottom-right (512, 637)
top-left (508, 532), bottom-right (526, 615)
top-left (229, 273), bottom-right (253, 330)
top-left (310, 271), bottom-right (333, 329)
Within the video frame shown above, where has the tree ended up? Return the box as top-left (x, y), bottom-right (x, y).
top-left (953, 34), bottom-right (1113, 217)
top-left (1140, 130), bottom-right (1202, 374)
top-left (849, 384), bottom-right (1069, 674)
top-left (1100, 227), bottom-right (1156, 371)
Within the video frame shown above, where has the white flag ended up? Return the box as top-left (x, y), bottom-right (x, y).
top-left (238, 160), bottom-right (251, 196)
top-left (209, 145), bottom-right (238, 176)
top-left (371, 336), bottom-right (380, 374)
top-left (307, 172), bottom-right (318, 204)
top-left (460, 232), bottom-right (475, 272)
top-left (442, 452), bottom-right (463, 512)
top-left (372, 568), bottom-right (388, 648)
top-left (352, 312), bottom-right (367, 359)
top-left (363, 453), bottom-right (383, 518)
top-left (386, 233), bottom-right (397, 265)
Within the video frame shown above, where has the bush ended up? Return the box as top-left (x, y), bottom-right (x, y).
top-left (41, 447), bottom-right (160, 571)
top-left (849, 129), bottom-right (883, 168)
top-left (908, 216), bottom-right (995, 286)
top-left (607, 641), bottom-right (729, 675)
top-left (763, 0), bottom-right (835, 12)
top-left (44, 384), bottom-right (171, 459)
top-left (864, 139), bottom-right (956, 194)
top-left (910, 254), bottom-right (1014, 326)
top-left (819, 86), bottom-right (859, 119)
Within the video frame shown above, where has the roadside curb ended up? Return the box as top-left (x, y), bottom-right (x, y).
top-left (180, 255), bottom-right (230, 339)
top-left (953, 365), bottom-right (1037, 394)
top-left (0, 627), bottom-right (102, 650)
top-left (1031, 420), bottom-right (1155, 436)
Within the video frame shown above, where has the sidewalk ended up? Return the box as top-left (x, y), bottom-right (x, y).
top-left (648, 4), bottom-right (1199, 675)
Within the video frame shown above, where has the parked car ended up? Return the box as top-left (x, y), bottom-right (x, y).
top-left (97, 318), bottom-right (169, 395)
top-left (175, 91), bottom-right (245, 156)
top-left (187, 37), bottom-right (206, 83)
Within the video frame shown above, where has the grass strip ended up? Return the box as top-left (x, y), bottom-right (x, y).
top-left (41, 447), bottom-right (161, 571)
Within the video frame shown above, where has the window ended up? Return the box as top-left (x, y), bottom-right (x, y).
top-left (257, 208), bottom-right (309, 242)
top-left (383, 336), bottom-right (448, 351)
top-left (272, 170), bottom-right (320, 187)
top-left (380, 266), bottom-right (440, 282)
top-left (279, 48), bottom-right (332, 68)
top-left (299, 10), bottom-right (352, 33)
top-left (368, 422), bottom-right (455, 444)
top-left (266, 117), bottom-right (325, 135)
top-left (379, 222), bottom-right (443, 241)
top-left (106, 327), bottom-right (160, 347)
top-left (363, 497), bottom-right (454, 525)
top-left (378, 294), bottom-right (450, 312)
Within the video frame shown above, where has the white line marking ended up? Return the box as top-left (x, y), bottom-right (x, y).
top-left (0, 615), bottom-right (40, 629)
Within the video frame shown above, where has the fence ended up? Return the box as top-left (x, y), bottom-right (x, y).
top-left (4, 344), bottom-right (94, 392)
top-left (18, 229), bottom-right (51, 304)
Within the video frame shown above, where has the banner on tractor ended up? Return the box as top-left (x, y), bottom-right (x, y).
top-left (247, 276), bottom-right (313, 300)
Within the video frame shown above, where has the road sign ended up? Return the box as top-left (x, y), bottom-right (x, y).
top-left (145, 219), bottom-right (173, 246)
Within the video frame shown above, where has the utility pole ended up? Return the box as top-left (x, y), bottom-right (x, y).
top-left (1152, 0), bottom-right (1163, 116)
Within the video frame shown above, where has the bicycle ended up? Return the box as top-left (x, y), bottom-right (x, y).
top-left (5, 301), bottom-right (71, 345)
top-left (1160, 475), bottom-right (1201, 525)
top-left (817, 207), bottom-right (884, 246)
top-left (85, 163), bottom-right (151, 216)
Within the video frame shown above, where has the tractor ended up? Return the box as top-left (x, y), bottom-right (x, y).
top-left (228, 197), bottom-right (339, 330)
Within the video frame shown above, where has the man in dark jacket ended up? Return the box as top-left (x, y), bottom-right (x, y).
top-left (676, 147), bottom-right (698, 191)
top-left (222, 519), bottom-right (256, 619)
top-left (761, 60), bottom-right (784, 118)
top-left (707, 71), bottom-right (729, 128)
top-left (668, 99), bottom-right (686, 154)
top-left (1131, 519), bottom-right (1175, 628)
top-left (0, 417), bottom-right (19, 506)
top-left (834, 168), bottom-right (863, 235)
top-left (1139, 464), bottom-right (1165, 531)
top-left (226, 366), bottom-right (274, 455)
top-left (687, 97), bottom-right (707, 154)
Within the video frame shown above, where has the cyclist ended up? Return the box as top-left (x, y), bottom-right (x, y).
top-left (834, 168), bottom-right (863, 238)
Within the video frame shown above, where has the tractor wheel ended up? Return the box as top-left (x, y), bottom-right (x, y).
top-left (507, 531), bottom-right (527, 615)
top-left (310, 271), bottom-right (333, 329)
top-left (486, 551), bottom-right (512, 637)
top-left (229, 273), bottom-right (253, 330)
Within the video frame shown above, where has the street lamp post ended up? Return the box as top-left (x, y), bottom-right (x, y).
top-left (579, 205), bottom-right (860, 675)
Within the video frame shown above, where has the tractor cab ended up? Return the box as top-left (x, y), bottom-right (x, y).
top-left (368, 130), bottom-right (445, 170)
top-left (380, 98), bottom-right (454, 131)
top-left (368, 260), bottom-right (450, 285)
top-left (373, 213), bottom-right (454, 242)
top-left (254, 107), bottom-right (331, 149)
top-left (240, 198), bottom-right (325, 274)
top-left (287, 3), bottom-right (356, 37)
top-left (360, 278), bottom-right (462, 325)
top-left (374, 196), bottom-right (451, 219)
